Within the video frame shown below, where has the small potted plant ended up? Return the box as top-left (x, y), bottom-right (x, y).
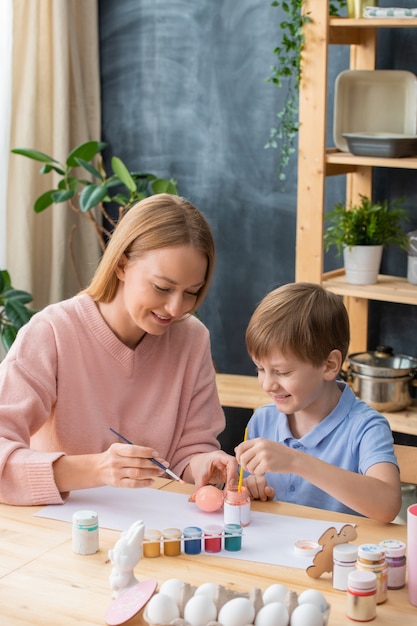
top-left (0, 270), bottom-right (37, 352)
top-left (324, 194), bottom-right (408, 284)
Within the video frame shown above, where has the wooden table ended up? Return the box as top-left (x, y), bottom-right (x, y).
top-left (0, 479), bottom-right (414, 625)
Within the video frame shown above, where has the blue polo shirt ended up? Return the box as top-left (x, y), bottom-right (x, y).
top-left (246, 382), bottom-right (398, 516)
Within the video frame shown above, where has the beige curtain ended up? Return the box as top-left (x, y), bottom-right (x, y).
top-left (6, 0), bottom-right (101, 309)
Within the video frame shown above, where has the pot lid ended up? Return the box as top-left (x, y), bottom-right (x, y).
top-left (348, 345), bottom-right (417, 377)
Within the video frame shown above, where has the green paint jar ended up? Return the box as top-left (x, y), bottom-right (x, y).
top-left (224, 523), bottom-right (242, 552)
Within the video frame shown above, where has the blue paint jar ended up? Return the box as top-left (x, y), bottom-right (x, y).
top-left (183, 526), bottom-right (202, 555)
top-left (224, 523), bottom-right (242, 552)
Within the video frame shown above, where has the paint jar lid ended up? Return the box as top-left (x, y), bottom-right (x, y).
top-left (379, 539), bottom-right (406, 557)
top-left (333, 543), bottom-right (358, 561)
top-left (72, 509), bottom-right (98, 527)
top-left (183, 526), bottom-right (202, 538)
top-left (203, 524), bottom-right (223, 537)
top-left (358, 543), bottom-right (385, 561)
top-left (144, 529), bottom-right (162, 542)
top-left (224, 523), bottom-right (242, 535)
top-left (224, 485), bottom-right (250, 504)
top-left (348, 570), bottom-right (377, 592)
top-left (162, 527), bottom-right (182, 539)
top-left (293, 539), bottom-right (320, 557)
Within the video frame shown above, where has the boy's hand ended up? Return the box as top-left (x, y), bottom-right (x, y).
top-left (244, 475), bottom-right (275, 501)
top-left (235, 437), bottom-right (286, 475)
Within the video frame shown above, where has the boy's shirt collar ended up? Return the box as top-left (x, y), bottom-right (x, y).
top-left (280, 381), bottom-right (355, 449)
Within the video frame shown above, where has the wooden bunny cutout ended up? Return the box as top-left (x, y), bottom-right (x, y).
top-left (109, 519), bottom-right (145, 597)
top-left (306, 523), bottom-right (357, 579)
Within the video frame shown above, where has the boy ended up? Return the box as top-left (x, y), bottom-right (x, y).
top-left (235, 282), bottom-right (401, 522)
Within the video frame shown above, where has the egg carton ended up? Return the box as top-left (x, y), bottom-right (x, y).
top-left (143, 581), bottom-right (331, 626)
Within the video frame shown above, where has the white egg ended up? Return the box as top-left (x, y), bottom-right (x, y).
top-left (290, 603), bottom-right (323, 626)
top-left (218, 597), bottom-right (255, 626)
top-left (145, 592), bottom-right (180, 624)
top-left (184, 595), bottom-right (217, 626)
top-left (262, 583), bottom-right (289, 605)
top-left (255, 602), bottom-right (289, 626)
top-left (159, 578), bottom-right (184, 603)
top-left (195, 582), bottom-right (218, 600)
top-left (297, 589), bottom-right (327, 613)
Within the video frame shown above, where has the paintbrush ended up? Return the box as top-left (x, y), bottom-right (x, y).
top-left (237, 426), bottom-right (249, 492)
top-left (109, 427), bottom-right (185, 483)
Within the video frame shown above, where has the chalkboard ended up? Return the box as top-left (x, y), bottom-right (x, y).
top-left (99, 0), bottom-right (417, 377)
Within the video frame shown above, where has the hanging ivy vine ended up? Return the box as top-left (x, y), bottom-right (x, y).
top-left (265, 0), bottom-right (347, 181)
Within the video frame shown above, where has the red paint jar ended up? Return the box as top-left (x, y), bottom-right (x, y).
top-left (204, 524), bottom-right (223, 553)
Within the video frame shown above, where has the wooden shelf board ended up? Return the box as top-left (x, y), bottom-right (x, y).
top-left (330, 17), bottom-right (417, 28)
top-left (322, 272), bottom-right (417, 305)
top-left (326, 150), bottom-right (417, 170)
top-left (383, 402), bottom-right (417, 437)
top-left (216, 373), bottom-right (417, 437)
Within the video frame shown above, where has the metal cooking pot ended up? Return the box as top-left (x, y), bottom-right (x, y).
top-left (345, 346), bottom-right (417, 412)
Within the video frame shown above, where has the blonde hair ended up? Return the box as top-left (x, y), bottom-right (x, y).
top-left (246, 282), bottom-right (350, 366)
top-left (83, 194), bottom-right (215, 309)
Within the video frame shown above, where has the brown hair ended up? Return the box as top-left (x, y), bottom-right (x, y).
top-left (83, 194), bottom-right (215, 310)
top-left (246, 282), bottom-right (350, 366)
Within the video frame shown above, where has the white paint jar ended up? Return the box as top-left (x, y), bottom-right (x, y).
top-left (72, 509), bottom-right (99, 555)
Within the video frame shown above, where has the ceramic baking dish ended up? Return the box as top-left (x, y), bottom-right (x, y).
top-left (333, 70), bottom-right (417, 152)
top-left (342, 132), bottom-right (417, 158)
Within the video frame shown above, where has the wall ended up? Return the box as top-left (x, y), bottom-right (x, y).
top-left (98, 0), bottom-right (417, 380)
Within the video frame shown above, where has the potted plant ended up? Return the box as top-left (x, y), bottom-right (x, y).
top-left (0, 270), bottom-right (37, 352)
top-left (265, 0), bottom-right (347, 181)
top-left (324, 195), bottom-right (408, 284)
top-left (11, 141), bottom-right (178, 287)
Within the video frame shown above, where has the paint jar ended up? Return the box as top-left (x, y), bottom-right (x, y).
top-left (224, 523), bottom-right (243, 552)
top-left (72, 510), bottom-right (99, 555)
top-left (346, 570), bottom-right (377, 622)
top-left (143, 529), bottom-right (162, 558)
top-left (204, 524), bottom-right (223, 553)
top-left (356, 544), bottom-right (388, 604)
top-left (183, 526), bottom-right (202, 555)
top-left (333, 543), bottom-right (358, 591)
top-left (162, 528), bottom-right (182, 556)
top-left (223, 485), bottom-right (250, 526)
top-left (379, 540), bottom-right (406, 590)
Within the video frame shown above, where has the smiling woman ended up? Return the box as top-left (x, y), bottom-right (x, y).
top-left (0, 193), bottom-right (238, 506)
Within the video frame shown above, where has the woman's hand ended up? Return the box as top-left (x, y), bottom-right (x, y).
top-left (185, 450), bottom-right (238, 492)
top-left (53, 443), bottom-right (167, 492)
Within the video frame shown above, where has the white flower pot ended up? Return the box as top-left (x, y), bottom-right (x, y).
top-left (343, 244), bottom-right (383, 285)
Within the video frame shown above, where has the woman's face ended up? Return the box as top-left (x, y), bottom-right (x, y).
top-left (103, 245), bottom-right (207, 348)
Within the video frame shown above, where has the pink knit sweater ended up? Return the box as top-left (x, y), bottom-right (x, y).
top-left (0, 295), bottom-right (224, 505)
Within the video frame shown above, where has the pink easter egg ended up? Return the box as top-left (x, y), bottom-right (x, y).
top-left (195, 485), bottom-right (224, 512)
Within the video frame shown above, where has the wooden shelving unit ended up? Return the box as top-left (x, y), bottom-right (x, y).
top-left (295, 3), bottom-right (417, 434)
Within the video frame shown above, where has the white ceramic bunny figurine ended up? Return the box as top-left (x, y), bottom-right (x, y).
top-left (109, 519), bottom-right (145, 597)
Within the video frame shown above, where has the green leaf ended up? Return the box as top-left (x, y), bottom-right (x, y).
top-left (79, 184), bottom-right (109, 212)
top-left (40, 163), bottom-right (66, 175)
top-left (11, 148), bottom-right (57, 163)
top-left (3, 288), bottom-right (33, 305)
top-left (0, 270), bottom-right (11, 294)
top-left (4, 300), bottom-right (34, 328)
top-left (111, 193), bottom-right (130, 206)
top-left (74, 158), bottom-right (103, 180)
top-left (1, 326), bottom-right (17, 353)
top-left (111, 157), bottom-right (137, 193)
top-left (34, 190), bottom-right (56, 213)
top-left (150, 178), bottom-right (178, 195)
top-left (66, 141), bottom-right (105, 167)
top-left (51, 189), bottom-right (75, 203)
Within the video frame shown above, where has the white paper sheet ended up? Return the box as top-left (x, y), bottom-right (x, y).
top-left (35, 486), bottom-right (350, 569)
